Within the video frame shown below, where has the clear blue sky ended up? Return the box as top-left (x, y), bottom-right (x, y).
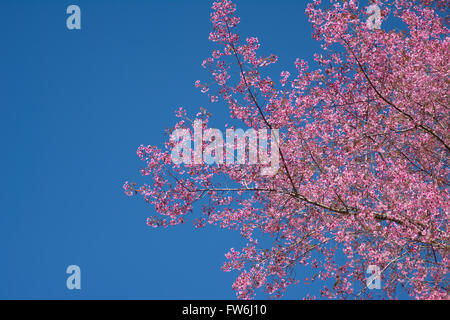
top-left (0, 0), bottom-right (367, 299)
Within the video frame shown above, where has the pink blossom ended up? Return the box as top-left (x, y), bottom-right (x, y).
top-left (125, 0), bottom-right (449, 300)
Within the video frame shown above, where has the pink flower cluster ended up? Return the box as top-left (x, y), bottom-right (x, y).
top-left (125, 0), bottom-right (449, 299)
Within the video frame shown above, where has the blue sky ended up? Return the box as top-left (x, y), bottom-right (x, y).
top-left (0, 0), bottom-right (367, 299)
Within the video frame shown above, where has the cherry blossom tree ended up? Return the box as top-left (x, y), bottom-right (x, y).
top-left (125, 0), bottom-right (449, 299)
